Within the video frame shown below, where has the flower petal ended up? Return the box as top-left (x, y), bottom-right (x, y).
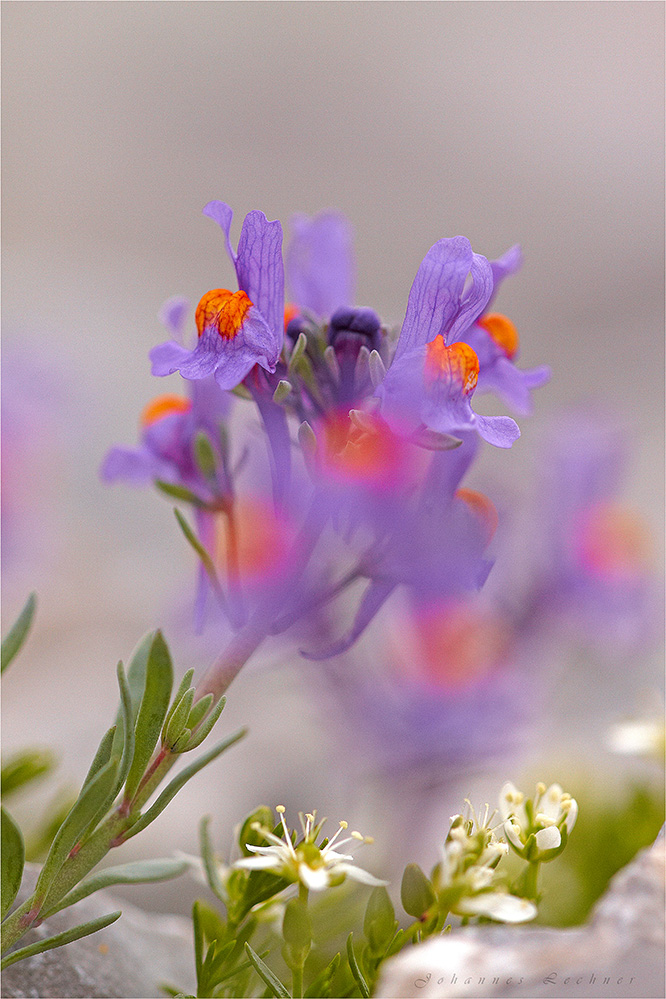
top-left (448, 253), bottom-right (494, 343)
top-left (488, 244), bottom-right (523, 308)
top-left (287, 212), bottom-right (355, 317)
top-left (535, 825), bottom-right (562, 851)
top-left (236, 211), bottom-right (285, 346)
top-left (395, 237), bottom-right (474, 361)
top-left (457, 892), bottom-right (537, 923)
top-left (203, 200), bottom-right (237, 266)
top-left (473, 413), bottom-right (520, 449)
top-left (159, 296), bottom-right (190, 339)
top-left (299, 864), bottom-right (330, 891)
top-left (336, 863), bottom-right (389, 887)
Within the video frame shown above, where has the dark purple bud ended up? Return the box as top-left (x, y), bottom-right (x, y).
top-left (328, 307), bottom-right (382, 355)
top-left (286, 316), bottom-right (308, 342)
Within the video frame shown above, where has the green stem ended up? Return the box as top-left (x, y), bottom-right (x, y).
top-left (520, 860), bottom-right (540, 902)
top-left (196, 621), bottom-right (267, 702)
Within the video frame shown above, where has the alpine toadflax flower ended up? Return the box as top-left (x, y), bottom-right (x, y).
top-left (499, 781), bottom-right (578, 860)
top-left (378, 238), bottom-right (521, 448)
top-left (435, 803), bottom-right (537, 923)
top-left (151, 201), bottom-right (284, 390)
top-left (234, 806), bottom-right (386, 892)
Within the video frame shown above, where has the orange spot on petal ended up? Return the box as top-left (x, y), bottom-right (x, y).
top-left (456, 488), bottom-right (499, 543)
top-left (414, 600), bottom-right (510, 689)
top-left (195, 288), bottom-right (253, 340)
top-left (215, 498), bottom-right (293, 583)
top-left (140, 394), bottom-right (192, 427)
top-left (424, 336), bottom-right (479, 394)
top-left (577, 502), bottom-right (651, 581)
top-left (477, 313), bottom-right (519, 358)
top-left (321, 411), bottom-right (410, 486)
top-left (284, 302), bottom-right (299, 328)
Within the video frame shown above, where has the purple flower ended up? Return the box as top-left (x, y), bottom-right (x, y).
top-left (378, 238), bottom-right (520, 448)
top-left (150, 202), bottom-right (284, 390)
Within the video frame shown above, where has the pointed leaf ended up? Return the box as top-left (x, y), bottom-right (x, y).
top-left (304, 952), bottom-right (341, 998)
top-left (35, 758), bottom-right (119, 900)
top-left (156, 480), bottom-right (209, 508)
top-left (122, 728), bottom-right (247, 841)
top-left (113, 661), bottom-right (135, 797)
top-left (1, 593), bottom-right (37, 673)
top-left (244, 942), bottom-right (290, 998)
top-left (1, 808), bottom-right (24, 920)
top-left (346, 933), bottom-right (370, 999)
top-left (0, 910), bottom-right (121, 970)
top-left (111, 633), bottom-right (153, 759)
top-left (162, 669), bottom-right (195, 741)
top-left (187, 693), bottom-right (213, 731)
top-left (40, 858), bottom-right (188, 918)
top-left (81, 726), bottom-right (117, 794)
top-left (124, 632), bottom-right (174, 802)
top-left (164, 689), bottom-right (195, 749)
top-left (174, 510), bottom-right (229, 617)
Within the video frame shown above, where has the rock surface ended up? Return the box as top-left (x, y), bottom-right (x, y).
top-left (1, 865), bottom-right (195, 999)
top-left (377, 830), bottom-right (665, 999)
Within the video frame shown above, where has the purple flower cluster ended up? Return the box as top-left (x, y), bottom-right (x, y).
top-left (103, 200), bottom-right (550, 649)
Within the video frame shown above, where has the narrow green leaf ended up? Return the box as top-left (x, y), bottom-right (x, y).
top-left (124, 632), bottom-right (174, 803)
top-left (34, 758), bottom-right (119, 900)
top-left (1, 593), bottom-right (37, 673)
top-left (40, 858), bottom-right (188, 918)
top-left (244, 942), bottom-right (290, 999)
top-left (155, 480), bottom-right (208, 508)
top-left (111, 633), bottom-right (153, 759)
top-left (80, 726), bottom-right (117, 795)
top-left (187, 693), bottom-right (213, 731)
top-left (199, 815), bottom-right (226, 901)
top-left (162, 669), bottom-right (195, 742)
top-left (114, 661), bottom-right (135, 796)
top-left (164, 689), bottom-right (195, 749)
top-left (1, 749), bottom-right (55, 797)
top-left (178, 694), bottom-right (226, 752)
top-left (1, 808), bottom-right (24, 920)
top-left (173, 510), bottom-right (229, 617)
top-left (0, 910), bottom-right (121, 970)
top-left (346, 933), bottom-right (370, 999)
top-left (122, 728), bottom-right (247, 842)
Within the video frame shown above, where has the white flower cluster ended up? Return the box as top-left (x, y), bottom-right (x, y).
top-left (234, 806), bottom-right (387, 892)
top-left (499, 781), bottom-right (578, 859)
top-left (435, 802), bottom-right (537, 924)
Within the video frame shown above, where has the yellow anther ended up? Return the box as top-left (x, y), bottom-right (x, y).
top-left (364, 836), bottom-right (374, 845)
top-left (536, 782), bottom-right (547, 795)
top-left (276, 805), bottom-right (286, 814)
top-left (351, 831), bottom-right (364, 841)
top-left (339, 821), bottom-right (348, 829)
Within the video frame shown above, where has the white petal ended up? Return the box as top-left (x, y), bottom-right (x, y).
top-left (336, 863), bottom-right (389, 887)
top-left (565, 798), bottom-right (578, 833)
top-left (458, 892), bottom-right (537, 923)
top-left (299, 864), bottom-right (330, 891)
top-left (535, 825), bottom-right (561, 851)
top-left (539, 784), bottom-right (564, 821)
top-left (235, 855), bottom-right (282, 871)
top-left (504, 821), bottom-right (524, 851)
top-left (498, 782), bottom-right (519, 821)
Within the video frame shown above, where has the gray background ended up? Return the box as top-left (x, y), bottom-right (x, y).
top-left (2, 1), bottom-right (664, 913)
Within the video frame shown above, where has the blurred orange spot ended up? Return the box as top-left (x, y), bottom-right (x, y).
top-left (215, 498), bottom-right (293, 583)
top-left (321, 411), bottom-right (409, 486)
top-left (195, 288), bottom-right (253, 339)
top-left (577, 502), bottom-right (651, 581)
top-left (140, 394), bottom-right (192, 427)
top-left (477, 313), bottom-right (519, 358)
top-left (415, 600), bottom-right (509, 689)
top-left (98, 944), bottom-right (109, 955)
top-left (284, 302), bottom-right (299, 328)
top-left (456, 488), bottom-right (499, 543)
top-left (424, 336), bottom-right (479, 394)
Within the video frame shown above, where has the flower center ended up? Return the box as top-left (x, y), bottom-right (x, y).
top-left (424, 336), bottom-right (479, 394)
top-left (195, 288), bottom-right (253, 340)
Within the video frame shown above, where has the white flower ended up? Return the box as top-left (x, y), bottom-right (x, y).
top-left (606, 717), bottom-right (665, 760)
top-left (234, 807), bottom-right (387, 892)
top-left (499, 781), bottom-right (578, 859)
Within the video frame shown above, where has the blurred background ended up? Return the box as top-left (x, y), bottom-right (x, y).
top-left (2, 2), bottom-right (664, 922)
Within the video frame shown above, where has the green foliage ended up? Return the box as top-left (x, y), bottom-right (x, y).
top-left (400, 863), bottom-right (435, 919)
top-left (124, 632), bottom-right (174, 802)
top-left (0, 910), bottom-right (122, 970)
top-left (1, 593), bottom-right (37, 674)
top-left (1, 808), bottom-right (24, 920)
top-left (1, 749), bottom-right (55, 797)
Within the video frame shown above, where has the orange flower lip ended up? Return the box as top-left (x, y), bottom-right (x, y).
top-left (424, 336), bottom-right (479, 395)
top-left (195, 288), bottom-right (253, 340)
top-left (456, 488), bottom-right (499, 543)
top-left (477, 313), bottom-right (519, 359)
top-left (320, 410), bottom-right (410, 487)
top-left (140, 394), bottom-right (192, 427)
